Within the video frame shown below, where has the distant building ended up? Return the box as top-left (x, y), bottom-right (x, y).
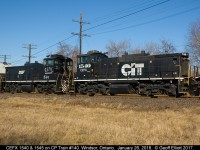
top-left (0, 62), bottom-right (10, 75)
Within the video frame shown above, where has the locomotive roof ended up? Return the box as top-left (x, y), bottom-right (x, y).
top-left (6, 61), bottom-right (43, 68)
top-left (45, 54), bottom-right (72, 61)
top-left (153, 52), bottom-right (189, 58)
top-left (121, 52), bottom-right (189, 58)
top-left (77, 50), bottom-right (108, 58)
top-left (119, 52), bottom-right (189, 62)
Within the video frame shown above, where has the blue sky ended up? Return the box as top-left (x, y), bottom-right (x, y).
top-left (0, 0), bottom-right (200, 65)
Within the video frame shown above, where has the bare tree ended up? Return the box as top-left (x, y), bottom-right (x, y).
top-left (160, 39), bottom-right (177, 54)
top-left (106, 40), bottom-right (131, 57)
top-left (57, 42), bottom-right (74, 57)
top-left (57, 42), bottom-right (79, 71)
top-left (71, 45), bottom-right (79, 72)
top-left (105, 38), bottom-right (178, 57)
top-left (131, 42), bottom-right (160, 55)
top-left (144, 42), bottom-right (161, 55)
top-left (131, 46), bottom-right (144, 54)
top-left (186, 19), bottom-right (200, 66)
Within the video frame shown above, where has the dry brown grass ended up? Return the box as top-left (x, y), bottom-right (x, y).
top-left (0, 95), bottom-right (200, 145)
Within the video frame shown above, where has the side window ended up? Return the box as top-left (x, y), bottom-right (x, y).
top-left (173, 58), bottom-right (177, 64)
top-left (90, 54), bottom-right (105, 62)
top-left (44, 59), bottom-right (54, 66)
top-left (43, 59), bottom-right (54, 66)
top-left (90, 56), bottom-right (96, 62)
top-left (67, 61), bottom-right (73, 66)
top-left (81, 56), bottom-right (87, 63)
top-left (55, 60), bottom-right (59, 65)
top-left (66, 60), bottom-right (72, 70)
top-left (97, 56), bottom-right (102, 62)
top-left (78, 57), bottom-right (81, 64)
top-left (43, 60), bottom-right (47, 65)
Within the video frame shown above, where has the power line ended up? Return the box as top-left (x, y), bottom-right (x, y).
top-left (30, 0), bottom-right (155, 52)
top-left (12, 0), bottom-right (170, 64)
top-left (10, 0), bottom-right (179, 64)
top-left (32, 36), bottom-right (75, 56)
top-left (91, 6), bottom-right (200, 35)
top-left (83, 0), bottom-right (170, 32)
top-left (90, 0), bottom-right (157, 23)
top-left (89, 0), bottom-right (188, 34)
top-left (31, 0), bottom-right (169, 58)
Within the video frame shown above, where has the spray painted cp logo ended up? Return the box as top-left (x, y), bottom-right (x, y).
top-left (121, 63), bottom-right (144, 76)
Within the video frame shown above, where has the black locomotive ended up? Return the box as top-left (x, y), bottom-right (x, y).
top-left (1, 54), bottom-right (74, 94)
top-left (74, 50), bottom-right (200, 97)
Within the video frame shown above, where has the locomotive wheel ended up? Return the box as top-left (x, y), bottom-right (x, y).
top-left (87, 92), bottom-right (95, 96)
top-left (10, 85), bottom-right (16, 94)
top-left (194, 90), bottom-right (200, 96)
top-left (78, 85), bottom-right (87, 95)
top-left (10, 86), bottom-right (16, 94)
top-left (101, 89), bottom-right (110, 95)
top-left (109, 92), bottom-right (115, 96)
top-left (79, 88), bottom-right (87, 94)
top-left (36, 85), bottom-right (44, 93)
top-left (87, 89), bottom-right (95, 96)
top-left (16, 86), bottom-right (22, 93)
top-left (189, 89), bottom-right (200, 96)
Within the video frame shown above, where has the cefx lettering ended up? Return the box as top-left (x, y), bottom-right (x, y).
top-left (121, 63), bottom-right (144, 76)
top-left (6, 146), bottom-right (18, 150)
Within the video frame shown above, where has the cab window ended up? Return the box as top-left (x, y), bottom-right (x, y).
top-left (78, 56), bottom-right (88, 63)
top-left (89, 54), bottom-right (105, 62)
top-left (67, 61), bottom-right (73, 66)
top-left (97, 56), bottom-right (102, 62)
top-left (43, 59), bottom-right (54, 66)
top-left (43, 60), bottom-right (47, 65)
top-left (55, 60), bottom-right (59, 65)
top-left (81, 56), bottom-right (87, 63)
top-left (90, 55), bottom-right (96, 62)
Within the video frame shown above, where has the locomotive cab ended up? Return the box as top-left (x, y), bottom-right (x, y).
top-left (43, 54), bottom-right (73, 74)
top-left (75, 50), bottom-right (109, 95)
top-left (42, 54), bottom-right (73, 93)
top-left (75, 50), bottom-right (108, 80)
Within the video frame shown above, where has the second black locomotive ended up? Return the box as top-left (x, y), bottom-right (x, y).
top-left (2, 54), bottom-right (74, 94)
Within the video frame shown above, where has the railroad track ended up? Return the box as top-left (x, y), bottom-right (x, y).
top-left (1, 92), bottom-right (200, 99)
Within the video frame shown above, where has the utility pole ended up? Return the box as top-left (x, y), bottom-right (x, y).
top-left (0, 55), bottom-right (11, 63)
top-left (72, 12), bottom-right (90, 54)
top-left (22, 44), bottom-right (37, 63)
